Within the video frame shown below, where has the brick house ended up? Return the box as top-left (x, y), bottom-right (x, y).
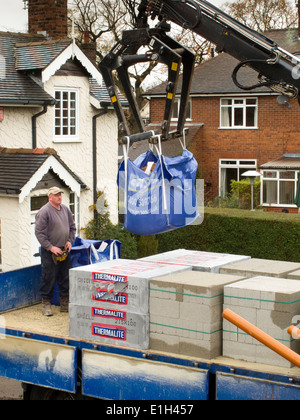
top-left (146, 28), bottom-right (300, 213)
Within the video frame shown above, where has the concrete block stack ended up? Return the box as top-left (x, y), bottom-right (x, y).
top-left (150, 271), bottom-right (245, 359)
top-left (140, 249), bottom-right (250, 273)
top-left (223, 277), bottom-right (300, 368)
top-left (69, 259), bottom-right (191, 350)
top-left (220, 258), bottom-right (300, 279)
top-left (287, 269), bottom-right (300, 281)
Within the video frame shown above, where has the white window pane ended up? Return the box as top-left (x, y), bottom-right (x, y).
top-left (280, 181), bottom-right (295, 204)
top-left (263, 180), bottom-right (277, 203)
top-left (221, 106), bottom-right (232, 127)
top-left (54, 90), bottom-right (77, 137)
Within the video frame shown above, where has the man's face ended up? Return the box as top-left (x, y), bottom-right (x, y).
top-left (49, 192), bottom-right (62, 207)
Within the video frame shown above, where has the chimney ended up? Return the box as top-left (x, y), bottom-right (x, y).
top-left (80, 29), bottom-right (97, 64)
top-left (28, 0), bottom-right (68, 40)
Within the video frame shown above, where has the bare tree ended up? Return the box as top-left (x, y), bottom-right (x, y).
top-left (223, 0), bottom-right (297, 32)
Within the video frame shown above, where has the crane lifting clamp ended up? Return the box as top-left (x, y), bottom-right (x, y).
top-left (99, 23), bottom-right (196, 145)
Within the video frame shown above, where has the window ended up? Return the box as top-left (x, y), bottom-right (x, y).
top-left (263, 170), bottom-right (297, 206)
top-left (172, 99), bottom-right (192, 120)
top-left (70, 192), bottom-right (80, 234)
top-left (219, 159), bottom-right (257, 197)
top-left (31, 196), bottom-right (48, 211)
top-left (220, 98), bottom-right (257, 128)
top-left (54, 89), bottom-right (79, 141)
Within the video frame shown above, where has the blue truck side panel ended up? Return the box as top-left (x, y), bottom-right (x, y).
top-left (0, 265), bottom-right (41, 312)
top-left (0, 334), bottom-right (77, 393)
top-left (216, 372), bottom-right (300, 400)
top-left (81, 349), bottom-right (210, 400)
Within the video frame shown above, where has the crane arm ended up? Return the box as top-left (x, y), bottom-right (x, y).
top-left (99, 0), bottom-right (300, 144)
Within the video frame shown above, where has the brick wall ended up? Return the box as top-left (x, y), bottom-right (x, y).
top-left (28, 0), bottom-right (68, 40)
top-left (150, 94), bottom-right (300, 202)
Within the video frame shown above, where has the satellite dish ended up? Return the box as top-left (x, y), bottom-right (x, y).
top-left (277, 95), bottom-right (291, 108)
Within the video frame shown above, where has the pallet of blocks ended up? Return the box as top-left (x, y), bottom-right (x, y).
top-left (223, 277), bottom-right (300, 368)
top-left (140, 249), bottom-right (250, 273)
top-left (220, 258), bottom-right (300, 279)
top-left (150, 271), bottom-right (245, 359)
top-left (69, 259), bottom-right (191, 350)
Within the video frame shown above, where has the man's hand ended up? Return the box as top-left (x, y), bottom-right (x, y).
top-left (50, 246), bottom-right (64, 256)
top-left (65, 241), bottom-right (72, 253)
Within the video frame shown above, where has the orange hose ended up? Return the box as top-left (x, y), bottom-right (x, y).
top-left (287, 325), bottom-right (300, 340)
top-left (223, 308), bottom-right (300, 368)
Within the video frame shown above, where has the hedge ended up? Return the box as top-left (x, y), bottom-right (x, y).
top-left (157, 207), bottom-right (300, 263)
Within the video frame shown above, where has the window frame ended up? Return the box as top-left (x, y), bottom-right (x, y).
top-left (53, 88), bottom-right (80, 143)
top-left (171, 98), bottom-right (192, 121)
top-left (219, 159), bottom-right (257, 197)
top-left (220, 97), bottom-right (258, 129)
top-left (262, 170), bottom-right (298, 207)
top-left (69, 192), bottom-right (80, 234)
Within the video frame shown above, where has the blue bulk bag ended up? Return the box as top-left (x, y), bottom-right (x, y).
top-left (70, 237), bottom-right (122, 268)
top-left (51, 237), bottom-right (121, 305)
top-left (118, 139), bottom-right (199, 235)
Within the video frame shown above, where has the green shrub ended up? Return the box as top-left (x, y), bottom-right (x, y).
top-left (137, 235), bottom-right (159, 258)
top-left (231, 179), bottom-right (261, 210)
top-left (157, 207), bottom-right (300, 262)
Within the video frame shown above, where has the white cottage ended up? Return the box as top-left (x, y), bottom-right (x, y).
top-left (0, 1), bottom-right (125, 271)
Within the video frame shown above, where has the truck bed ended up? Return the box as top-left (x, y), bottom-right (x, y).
top-left (3, 303), bottom-right (300, 380)
top-left (1, 266), bottom-right (300, 400)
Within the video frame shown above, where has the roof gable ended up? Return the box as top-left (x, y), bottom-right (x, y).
top-left (0, 32), bottom-right (110, 107)
top-left (0, 148), bottom-right (85, 202)
top-left (40, 41), bottom-right (103, 86)
top-left (16, 39), bottom-right (72, 71)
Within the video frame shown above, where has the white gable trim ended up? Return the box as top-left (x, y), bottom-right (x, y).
top-left (19, 155), bottom-right (82, 203)
top-left (42, 43), bottom-right (103, 86)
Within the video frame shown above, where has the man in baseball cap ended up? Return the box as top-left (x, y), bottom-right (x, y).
top-left (47, 186), bottom-right (64, 196)
top-left (35, 186), bottom-right (76, 316)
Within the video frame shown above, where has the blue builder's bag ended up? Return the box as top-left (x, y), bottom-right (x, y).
top-left (118, 135), bottom-right (199, 235)
top-left (51, 237), bottom-right (121, 306)
top-left (70, 237), bottom-right (121, 268)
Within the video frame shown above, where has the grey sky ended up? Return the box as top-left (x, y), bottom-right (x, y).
top-left (0, 0), bottom-right (231, 32)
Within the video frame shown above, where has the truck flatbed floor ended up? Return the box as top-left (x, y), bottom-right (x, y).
top-left (2, 304), bottom-right (300, 381)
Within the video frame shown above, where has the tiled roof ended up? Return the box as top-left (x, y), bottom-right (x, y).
top-left (0, 32), bottom-right (56, 105)
top-left (15, 39), bottom-right (72, 71)
top-left (0, 148), bottom-right (86, 194)
top-left (0, 32), bottom-right (116, 107)
top-left (147, 28), bottom-right (300, 96)
top-left (260, 154), bottom-right (300, 170)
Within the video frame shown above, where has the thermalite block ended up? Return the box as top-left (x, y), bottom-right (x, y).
top-left (150, 331), bottom-right (223, 359)
top-left (149, 271), bottom-right (245, 359)
top-left (140, 249), bottom-right (250, 273)
top-left (69, 303), bottom-right (149, 350)
top-left (223, 277), bottom-right (300, 368)
top-left (220, 258), bottom-right (300, 279)
top-left (287, 269), bottom-right (300, 280)
top-left (69, 259), bottom-right (191, 313)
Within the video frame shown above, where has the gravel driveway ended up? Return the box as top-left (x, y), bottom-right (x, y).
top-left (0, 378), bottom-right (23, 400)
